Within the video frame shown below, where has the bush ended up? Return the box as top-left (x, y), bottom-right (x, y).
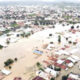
top-left (39, 68), bottom-right (44, 71)
top-left (36, 62), bottom-right (41, 67)
top-left (4, 59), bottom-right (14, 66)
top-left (3, 29), bottom-right (10, 34)
top-left (21, 33), bottom-right (25, 37)
top-left (0, 45), bottom-right (3, 49)
top-left (9, 66), bottom-right (12, 69)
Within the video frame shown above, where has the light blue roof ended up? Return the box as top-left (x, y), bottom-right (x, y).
top-left (33, 50), bottom-right (43, 55)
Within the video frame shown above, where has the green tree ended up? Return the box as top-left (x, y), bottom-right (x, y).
top-left (0, 45), bottom-right (3, 49)
top-left (50, 77), bottom-right (55, 80)
top-left (54, 67), bottom-right (61, 71)
top-left (36, 62), bottom-right (41, 68)
top-left (9, 66), bottom-right (12, 69)
top-left (58, 35), bottom-right (61, 43)
top-left (4, 59), bottom-right (14, 66)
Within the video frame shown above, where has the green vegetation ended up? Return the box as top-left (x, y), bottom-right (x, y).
top-left (0, 45), bottom-right (3, 49)
top-left (7, 34), bottom-right (10, 36)
top-left (58, 35), bottom-right (61, 43)
top-left (11, 23), bottom-right (18, 27)
top-left (25, 32), bottom-right (30, 37)
top-left (21, 32), bottom-right (30, 38)
top-left (36, 62), bottom-right (44, 71)
top-left (3, 29), bottom-right (10, 34)
top-left (9, 66), bottom-right (12, 69)
top-left (4, 59), bottom-right (14, 66)
top-left (39, 68), bottom-right (44, 71)
top-left (21, 32), bottom-right (25, 37)
top-left (36, 62), bottom-right (41, 68)
top-left (68, 21), bottom-right (76, 24)
top-left (50, 77), bottom-right (55, 80)
top-left (54, 67), bottom-right (61, 71)
top-left (11, 21), bottom-right (18, 27)
top-left (29, 14), bottom-right (36, 17)
top-left (64, 15), bottom-right (72, 20)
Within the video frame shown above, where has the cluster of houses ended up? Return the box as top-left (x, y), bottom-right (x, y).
top-left (32, 23), bottom-right (80, 80)
top-left (32, 53), bottom-right (80, 80)
top-left (67, 73), bottom-right (80, 80)
top-left (0, 27), bottom-right (32, 48)
top-left (0, 5), bottom-right (80, 49)
top-left (0, 5), bottom-right (80, 80)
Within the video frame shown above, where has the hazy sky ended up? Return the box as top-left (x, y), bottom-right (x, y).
top-left (0, 0), bottom-right (80, 2)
